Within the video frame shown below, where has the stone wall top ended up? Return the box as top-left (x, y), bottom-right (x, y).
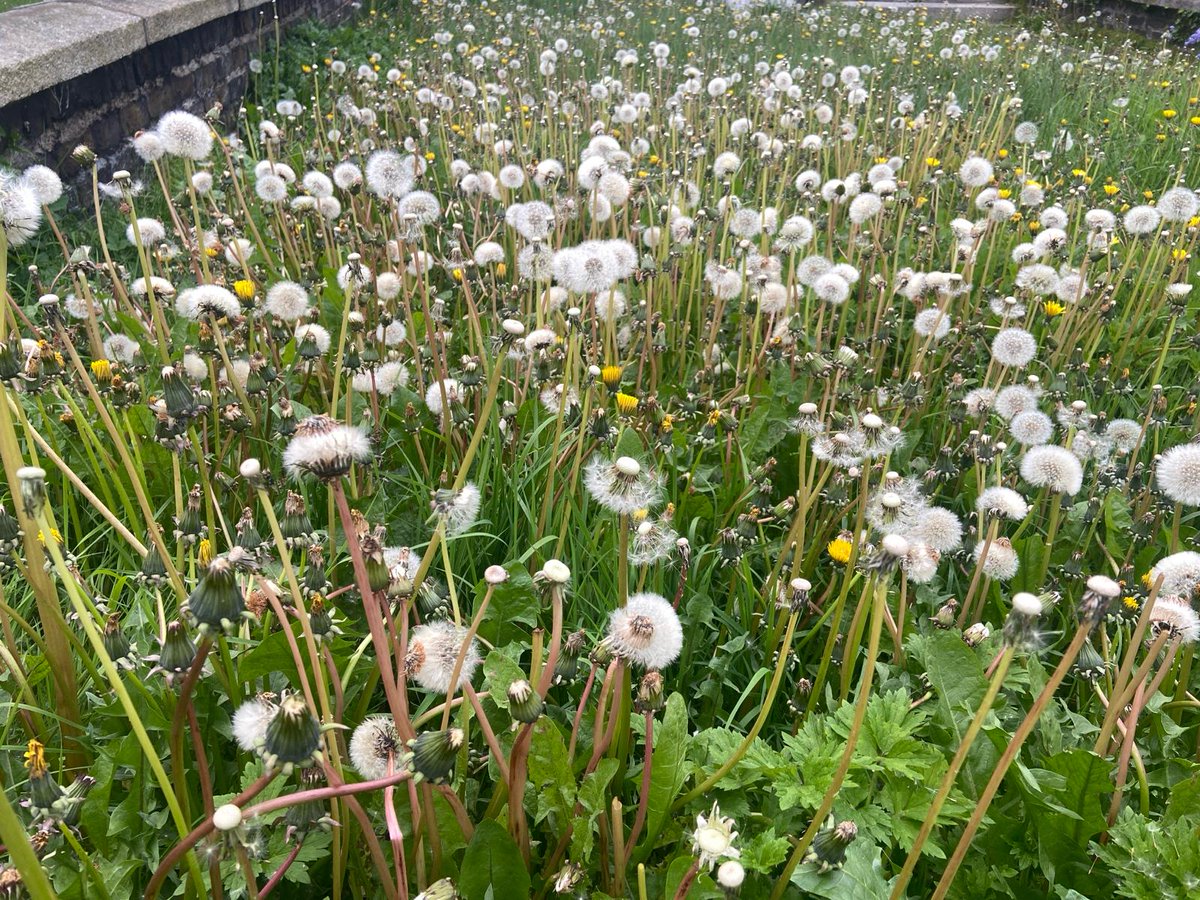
top-left (0, 0), bottom-right (294, 109)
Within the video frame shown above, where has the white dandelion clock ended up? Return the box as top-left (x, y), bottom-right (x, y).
top-left (605, 592), bottom-right (683, 670)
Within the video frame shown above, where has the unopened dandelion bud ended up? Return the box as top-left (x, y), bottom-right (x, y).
top-left (157, 621), bottom-right (198, 685)
top-left (507, 679), bottom-right (544, 723)
top-left (103, 614), bottom-right (132, 663)
top-left (16, 466), bottom-right (47, 518)
top-left (71, 145), bottom-right (96, 165)
top-left (407, 728), bottom-right (463, 784)
top-left (555, 629), bottom-right (587, 683)
top-left (805, 819), bottom-right (858, 873)
top-left (185, 556), bottom-right (248, 634)
top-left (56, 773), bottom-right (96, 827)
top-left (1074, 640), bottom-right (1107, 681)
top-left (281, 492), bottom-right (316, 548)
top-left (263, 694), bottom-right (322, 773)
top-left (284, 768), bottom-right (337, 841)
top-left (963, 622), bottom-right (991, 647)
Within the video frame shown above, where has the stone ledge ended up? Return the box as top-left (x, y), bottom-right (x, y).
top-left (63, 0), bottom-right (241, 45)
top-left (0, 2), bottom-right (147, 108)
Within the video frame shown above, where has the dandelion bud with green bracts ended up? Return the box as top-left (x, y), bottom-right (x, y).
top-left (161, 363), bottom-right (200, 420)
top-left (154, 621), bottom-right (198, 686)
top-left (805, 818), bottom-right (857, 873)
top-left (235, 507), bottom-right (268, 559)
top-left (55, 774), bottom-right (96, 827)
top-left (0, 503), bottom-right (23, 556)
top-left (284, 768), bottom-right (338, 843)
top-left (1074, 640), bottom-right (1107, 681)
top-left (507, 679), bottom-right (544, 724)
top-left (932, 599), bottom-right (959, 629)
top-left (308, 594), bottom-right (340, 643)
top-left (407, 728), bottom-right (463, 784)
top-left (0, 335), bottom-right (23, 382)
top-left (963, 622), bottom-right (991, 648)
top-left (262, 694), bottom-right (323, 774)
top-left (103, 614), bottom-right (133, 666)
top-left (185, 555), bottom-right (249, 635)
top-left (281, 491), bottom-right (317, 548)
top-left (174, 484), bottom-right (206, 546)
top-left (555, 629), bottom-right (587, 683)
top-left (304, 544), bottom-right (328, 593)
top-left (361, 530), bottom-right (391, 594)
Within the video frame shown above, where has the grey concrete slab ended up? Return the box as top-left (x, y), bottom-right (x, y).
top-left (0, 1), bottom-right (147, 107)
top-left (63, 0), bottom-right (240, 44)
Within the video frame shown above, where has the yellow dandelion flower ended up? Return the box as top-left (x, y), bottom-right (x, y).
top-left (924, 156), bottom-right (940, 167)
top-left (615, 392), bottom-right (639, 415)
top-left (1042, 300), bottom-right (1065, 317)
top-left (495, 263), bottom-right (507, 278)
top-left (24, 739), bottom-right (47, 777)
top-left (1163, 109), bottom-right (1178, 119)
top-left (631, 508), bottom-right (649, 524)
top-left (424, 151), bottom-right (436, 161)
top-left (198, 538), bottom-right (214, 568)
top-left (91, 358), bottom-right (113, 382)
top-left (601, 365), bottom-right (623, 390)
top-left (827, 537), bottom-right (853, 565)
top-left (451, 268), bottom-right (463, 282)
top-left (1104, 184), bottom-right (1119, 196)
top-left (1172, 248), bottom-right (1189, 261)
top-left (233, 279), bottom-right (255, 301)
top-left (997, 148), bottom-right (1009, 159)
top-left (1191, 116), bottom-right (1200, 126)
top-left (997, 188), bottom-right (1012, 199)
top-left (37, 528), bottom-right (61, 546)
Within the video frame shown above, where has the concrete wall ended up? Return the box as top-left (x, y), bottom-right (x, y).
top-left (0, 0), bottom-right (356, 175)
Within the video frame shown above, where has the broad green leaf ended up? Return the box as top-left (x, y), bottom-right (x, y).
top-left (789, 840), bottom-right (891, 899)
top-left (643, 693), bottom-right (690, 850)
top-left (458, 820), bottom-right (532, 900)
top-left (479, 562), bottom-right (539, 644)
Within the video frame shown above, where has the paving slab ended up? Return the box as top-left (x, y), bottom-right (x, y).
top-left (62, 0), bottom-right (240, 44)
top-left (0, 1), bottom-right (147, 107)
